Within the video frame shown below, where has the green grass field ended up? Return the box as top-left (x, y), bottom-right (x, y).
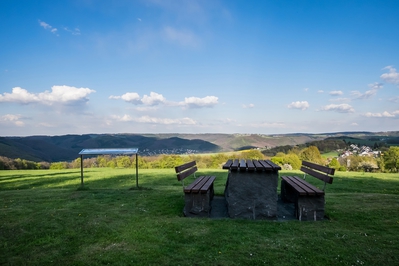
top-left (1, 168), bottom-right (399, 265)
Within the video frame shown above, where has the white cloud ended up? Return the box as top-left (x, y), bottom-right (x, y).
top-left (110, 91), bottom-right (165, 106)
top-left (111, 115), bottom-right (196, 125)
top-left (0, 114), bottom-right (24, 126)
top-left (318, 90), bottom-right (324, 93)
top-left (109, 92), bottom-right (141, 104)
top-left (110, 92), bottom-right (218, 108)
top-left (364, 110), bottom-right (399, 118)
top-left (320, 104), bottom-right (355, 113)
top-left (381, 66), bottom-right (399, 85)
top-left (182, 96), bottom-right (218, 108)
top-left (141, 92), bottom-right (166, 106)
top-left (0, 86), bottom-right (95, 105)
top-left (287, 101), bottom-right (309, 110)
top-left (329, 90), bottom-right (343, 96)
top-left (38, 20), bottom-right (58, 35)
top-left (351, 82), bottom-right (383, 100)
top-left (163, 26), bottom-right (199, 47)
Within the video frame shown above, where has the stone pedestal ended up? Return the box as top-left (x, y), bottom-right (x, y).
top-left (224, 171), bottom-right (278, 220)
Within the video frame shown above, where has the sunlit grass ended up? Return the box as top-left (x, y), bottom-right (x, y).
top-left (1, 168), bottom-right (399, 265)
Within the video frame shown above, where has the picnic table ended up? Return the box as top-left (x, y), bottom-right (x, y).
top-left (222, 159), bottom-right (281, 220)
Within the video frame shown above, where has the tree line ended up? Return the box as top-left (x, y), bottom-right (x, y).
top-left (1, 146), bottom-right (398, 173)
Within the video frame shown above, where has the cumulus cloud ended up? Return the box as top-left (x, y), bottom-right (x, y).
top-left (329, 90), bottom-right (343, 96)
top-left (38, 20), bottom-right (58, 35)
top-left (320, 104), bottom-right (355, 113)
top-left (181, 96), bottom-right (218, 108)
top-left (351, 82), bottom-right (383, 100)
top-left (142, 92), bottom-right (166, 106)
top-left (110, 92), bottom-right (140, 103)
top-left (287, 101), bottom-right (309, 110)
top-left (364, 110), bottom-right (399, 118)
top-left (110, 92), bottom-right (165, 106)
top-left (111, 115), bottom-right (196, 125)
top-left (381, 66), bottom-right (399, 85)
top-left (0, 86), bottom-right (95, 105)
top-left (110, 92), bottom-right (218, 109)
top-left (0, 114), bottom-right (24, 126)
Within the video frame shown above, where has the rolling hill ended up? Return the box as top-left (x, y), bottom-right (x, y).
top-left (1, 131), bottom-right (398, 162)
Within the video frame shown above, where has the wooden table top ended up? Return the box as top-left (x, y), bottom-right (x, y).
top-left (222, 159), bottom-right (281, 171)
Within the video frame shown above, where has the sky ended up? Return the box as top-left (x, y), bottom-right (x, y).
top-left (1, 0), bottom-right (399, 136)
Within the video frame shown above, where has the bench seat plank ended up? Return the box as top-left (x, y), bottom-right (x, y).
top-left (200, 176), bottom-right (216, 193)
top-left (281, 176), bottom-right (308, 196)
top-left (183, 176), bottom-right (206, 193)
top-left (292, 175), bottom-right (324, 195)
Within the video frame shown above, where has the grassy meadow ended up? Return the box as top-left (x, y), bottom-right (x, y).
top-left (1, 168), bottom-right (399, 265)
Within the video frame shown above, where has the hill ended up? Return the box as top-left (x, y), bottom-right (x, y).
top-left (1, 131), bottom-right (398, 162)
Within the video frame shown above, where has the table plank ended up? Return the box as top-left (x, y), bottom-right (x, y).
top-left (246, 160), bottom-right (255, 171)
top-left (231, 159), bottom-right (239, 170)
top-left (239, 159), bottom-right (247, 171)
top-left (253, 160), bottom-right (264, 171)
top-left (222, 159), bottom-right (233, 169)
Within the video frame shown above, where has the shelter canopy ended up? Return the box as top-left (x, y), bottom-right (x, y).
top-left (79, 148), bottom-right (138, 155)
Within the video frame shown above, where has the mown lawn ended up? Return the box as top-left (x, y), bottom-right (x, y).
top-left (1, 168), bottom-right (399, 265)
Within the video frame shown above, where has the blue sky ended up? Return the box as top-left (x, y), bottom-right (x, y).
top-left (1, 0), bottom-right (399, 136)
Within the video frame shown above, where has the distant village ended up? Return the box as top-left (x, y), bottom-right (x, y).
top-left (339, 144), bottom-right (381, 158)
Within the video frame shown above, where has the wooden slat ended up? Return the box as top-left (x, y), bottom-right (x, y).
top-left (176, 166), bottom-right (198, 181)
top-left (175, 161), bottom-right (196, 173)
top-left (222, 159), bottom-right (233, 169)
top-left (191, 176), bottom-right (211, 193)
top-left (264, 160), bottom-right (282, 170)
top-left (302, 161), bottom-right (335, 175)
top-left (246, 160), bottom-right (255, 171)
top-left (281, 176), bottom-right (308, 196)
top-left (253, 160), bottom-right (264, 171)
top-left (292, 176), bottom-right (324, 195)
top-left (239, 159), bottom-right (247, 171)
top-left (301, 166), bottom-right (333, 184)
top-left (184, 176), bottom-right (205, 193)
top-left (200, 176), bottom-right (216, 193)
top-left (259, 160), bottom-right (273, 171)
top-left (231, 159), bottom-right (239, 170)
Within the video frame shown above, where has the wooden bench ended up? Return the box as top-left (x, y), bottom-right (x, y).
top-left (175, 161), bottom-right (216, 217)
top-left (281, 161), bottom-right (335, 221)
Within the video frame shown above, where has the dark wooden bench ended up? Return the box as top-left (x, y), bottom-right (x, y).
top-left (175, 161), bottom-right (216, 217)
top-left (281, 161), bottom-right (335, 221)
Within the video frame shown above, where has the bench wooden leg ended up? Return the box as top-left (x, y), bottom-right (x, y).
top-left (296, 196), bottom-right (325, 221)
top-left (183, 190), bottom-right (212, 217)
